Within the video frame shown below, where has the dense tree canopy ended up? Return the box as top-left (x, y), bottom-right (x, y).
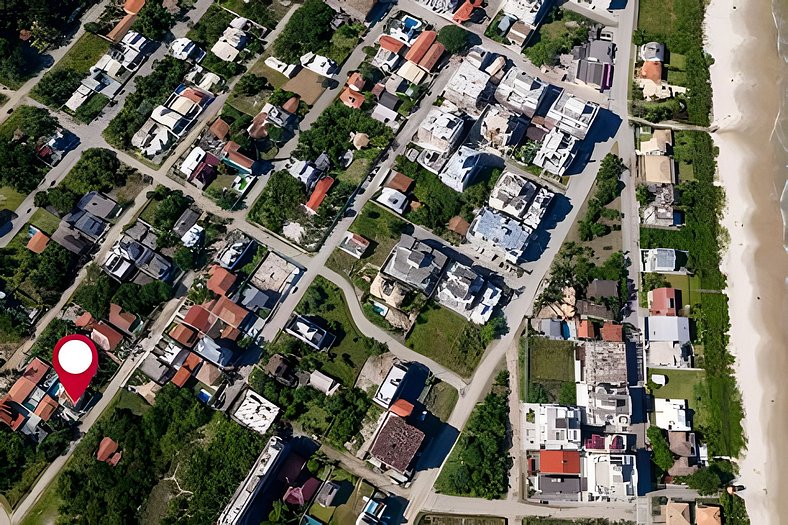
top-left (437, 25), bottom-right (471, 54)
top-left (296, 102), bottom-right (393, 164)
top-left (273, 0), bottom-right (335, 63)
top-left (249, 170), bottom-right (306, 232)
top-left (61, 148), bottom-right (124, 195)
top-left (113, 281), bottom-right (172, 316)
top-left (436, 371), bottom-right (511, 498)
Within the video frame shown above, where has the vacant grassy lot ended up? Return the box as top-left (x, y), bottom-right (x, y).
top-left (638, 0), bottom-right (678, 38)
top-left (424, 381), bottom-right (459, 422)
top-left (524, 519), bottom-right (635, 525)
top-left (529, 337), bottom-right (576, 382)
top-left (528, 337), bottom-right (577, 403)
top-left (326, 201), bottom-right (408, 283)
top-left (0, 186), bottom-right (25, 212)
top-left (292, 276), bottom-right (375, 386)
top-left (406, 302), bottom-right (484, 378)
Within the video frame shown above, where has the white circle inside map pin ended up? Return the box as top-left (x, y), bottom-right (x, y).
top-left (58, 339), bottom-right (94, 374)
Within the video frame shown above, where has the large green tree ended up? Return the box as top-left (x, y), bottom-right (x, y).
top-left (273, 0), bottom-right (335, 63)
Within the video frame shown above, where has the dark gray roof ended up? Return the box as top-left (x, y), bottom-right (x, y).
top-left (173, 208), bottom-right (200, 237)
top-left (383, 234), bottom-right (448, 294)
top-left (379, 91), bottom-right (401, 111)
top-left (140, 252), bottom-right (173, 281)
top-left (576, 299), bottom-right (614, 320)
top-left (538, 474), bottom-right (583, 496)
top-left (76, 191), bottom-right (119, 220)
top-left (140, 355), bottom-right (173, 385)
top-left (65, 210), bottom-right (107, 240)
top-left (51, 224), bottom-right (90, 254)
top-left (586, 279), bottom-right (619, 299)
top-left (240, 285), bottom-right (273, 312)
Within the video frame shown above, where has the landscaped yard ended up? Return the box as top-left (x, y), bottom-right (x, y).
top-left (29, 209), bottom-right (60, 236)
top-left (326, 201), bottom-right (409, 284)
top-left (406, 302), bottom-right (486, 378)
top-left (649, 367), bottom-right (708, 429)
top-left (289, 275), bottom-right (376, 386)
top-left (423, 381), bottom-right (459, 422)
top-left (663, 273), bottom-right (706, 307)
top-left (0, 186), bottom-right (25, 212)
top-left (527, 337), bottom-right (577, 404)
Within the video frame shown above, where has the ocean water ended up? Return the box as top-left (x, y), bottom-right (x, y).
top-left (774, 0), bottom-right (788, 249)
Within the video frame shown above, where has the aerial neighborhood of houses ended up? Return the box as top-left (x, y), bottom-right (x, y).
top-left (0, 0), bottom-right (741, 523)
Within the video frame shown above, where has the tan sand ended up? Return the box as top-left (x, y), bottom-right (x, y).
top-left (705, 0), bottom-right (788, 521)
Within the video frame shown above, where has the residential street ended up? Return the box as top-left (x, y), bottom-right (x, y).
top-left (0, 0), bottom-right (653, 521)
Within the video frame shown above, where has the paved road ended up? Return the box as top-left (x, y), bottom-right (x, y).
top-left (3, 2), bottom-right (643, 523)
top-left (421, 493), bottom-right (637, 522)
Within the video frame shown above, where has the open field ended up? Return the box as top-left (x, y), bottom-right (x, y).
top-left (0, 186), bottom-right (25, 212)
top-left (420, 515), bottom-right (506, 525)
top-left (528, 337), bottom-right (577, 403)
top-left (637, 0), bottom-right (678, 38)
top-left (406, 302), bottom-right (483, 378)
top-left (423, 381), bottom-right (459, 422)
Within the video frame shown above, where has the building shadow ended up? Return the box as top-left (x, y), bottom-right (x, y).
top-left (520, 193), bottom-right (572, 263)
top-left (413, 421), bottom-right (460, 472)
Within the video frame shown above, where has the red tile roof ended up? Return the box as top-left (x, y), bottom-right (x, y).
top-left (221, 325), bottom-right (241, 341)
top-left (27, 231), bottom-right (50, 254)
top-left (207, 265), bottom-right (237, 296)
top-left (640, 61), bottom-right (662, 83)
top-left (75, 311), bottom-right (96, 329)
top-left (209, 118), bottom-right (230, 140)
top-left (92, 322), bottom-right (124, 352)
top-left (210, 296), bottom-right (249, 328)
top-left (109, 303), bottom-right (139, 334)
top-left (576, 319), bottom-right (596, 340)
top-left (418, 42), bottom-right (445, 72)
top-left (379, 35), bottom-right (405, 54)
top-left (386, 172), bottom-right (414, 193)
top-left (390, 399), bottom-right (414, 418)
top-left (539, 450), bottom-right (581, 475)
top-left (649, 287), bottom-right (680, 316)
top-left (405, 30), bottom-right (437, 63)
top-left (171, 367), bottom-right (192, 388)
top-left (169, 323), bottom-right (198, 348)
top-left (34, 394), bottom-right (58, 421)
top-left (8, 378), bottom-right (36, 405)
top-left (106, 13), bottom-right (136, 43)
top-left (172, 352), bottom-right (202, 388)
top-left (339, 87), bottom-right (364, 109)
top-left (22, 357), bottom-right (50, 385)
top-left (453, 0), bottom-right (474, 23)
top-left (97, 436), bottom-right (119, 462)
top-left (0, 395), bottom-right (25, 431)
top-left (123, 0), bottom-right (145, 14)
top-left (282, 96), bottom-right (300, 114)
top-left (600, 322), bottom-right (624, 342)
top-left (305, 177), bottom-right (334, 213)
top-left (347, 72), bottom-right (367, 91)
top-left (183, 305), bottom-right (213, 333)
top-left (447, 215), bottom-right (470, 236)
top-left (369, 414), bottom-right (425, 474)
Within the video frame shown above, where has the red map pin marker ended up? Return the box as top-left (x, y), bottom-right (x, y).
top-left (53, 334), bottom-right (98, 404)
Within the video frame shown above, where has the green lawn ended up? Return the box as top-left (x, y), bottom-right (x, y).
top-left (326, 201), bottom-right (408, 285)
top-left (0, 186), bottom-right (25, 211)
top-left (527, 337), bottom-right (577, 403)
top-left (329, 478), bottom-right (374, 525)
top-left (649, 367), bottom-right (708, 429)
top-left (406, 302), bottom-right (484, 378)
top-left (138, 197), bottom-right (162, 225)
top-left (663, 273), bottom-right (707, 309)
top-left (336, 158), bottom-right (372, 185)
top-left (74, 93), bottom-right (110, 123)
top-left (528, 337), bottom-right (576, 382)
top-left (17, 475), bottom-right (62, 525)
top-left (638, 0), bottom-right (678, 38)
top-left (29, 208), bottom-right (60, 236)
top-left (293, 276), bottom-right (375, 386)
top-left (423, 381), bottom-right (459, 422)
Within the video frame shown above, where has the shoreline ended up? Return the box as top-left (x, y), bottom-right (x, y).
top-left (704, 0), bottom-right (788, 522)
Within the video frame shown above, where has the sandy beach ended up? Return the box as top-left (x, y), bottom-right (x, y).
top-left (704, 0), bottom-right (788, 522)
